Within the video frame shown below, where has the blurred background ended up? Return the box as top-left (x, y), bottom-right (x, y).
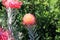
top-left (0, 0), bottom-right (60, 40)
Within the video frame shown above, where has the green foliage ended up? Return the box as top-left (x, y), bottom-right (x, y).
top-left (0, 0), bottom-right (60, 40)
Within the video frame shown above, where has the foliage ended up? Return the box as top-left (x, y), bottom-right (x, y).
top-left (0, 0), bottom-right (60, 40)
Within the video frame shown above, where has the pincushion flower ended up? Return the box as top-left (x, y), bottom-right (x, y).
top-left (2, 0), bottom-right (22, 8)
top-left (22, 13), bottom-right (36, 26)
top-left (0, 27), bottom-right (9, 40)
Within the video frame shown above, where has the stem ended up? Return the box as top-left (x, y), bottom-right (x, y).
top-left (7, 8), bottom-right (12, 31)
top-left (27, 25), bottom-right (39, 40)
top-left (27, 27), bottom-right (34, 40)
top-left (6, 8), bottom-right (14, 40)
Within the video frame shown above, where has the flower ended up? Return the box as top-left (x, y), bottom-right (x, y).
top-left (2, 0), bottom-right (22, 8)
top-left (22, 13), bottom-right (36, 26)
top-left (0, 27), bottom-right (9, 40)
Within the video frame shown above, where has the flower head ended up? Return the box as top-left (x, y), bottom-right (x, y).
top-left (22, 13), bottom-right (36, 26)
top-left (2, 0), bottom-right (22, 8)
top-left (0, 27), bottom-right (9, 40)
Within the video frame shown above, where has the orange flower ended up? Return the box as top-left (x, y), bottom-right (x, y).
top-left (23, 13), bottom-right (36, 26)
